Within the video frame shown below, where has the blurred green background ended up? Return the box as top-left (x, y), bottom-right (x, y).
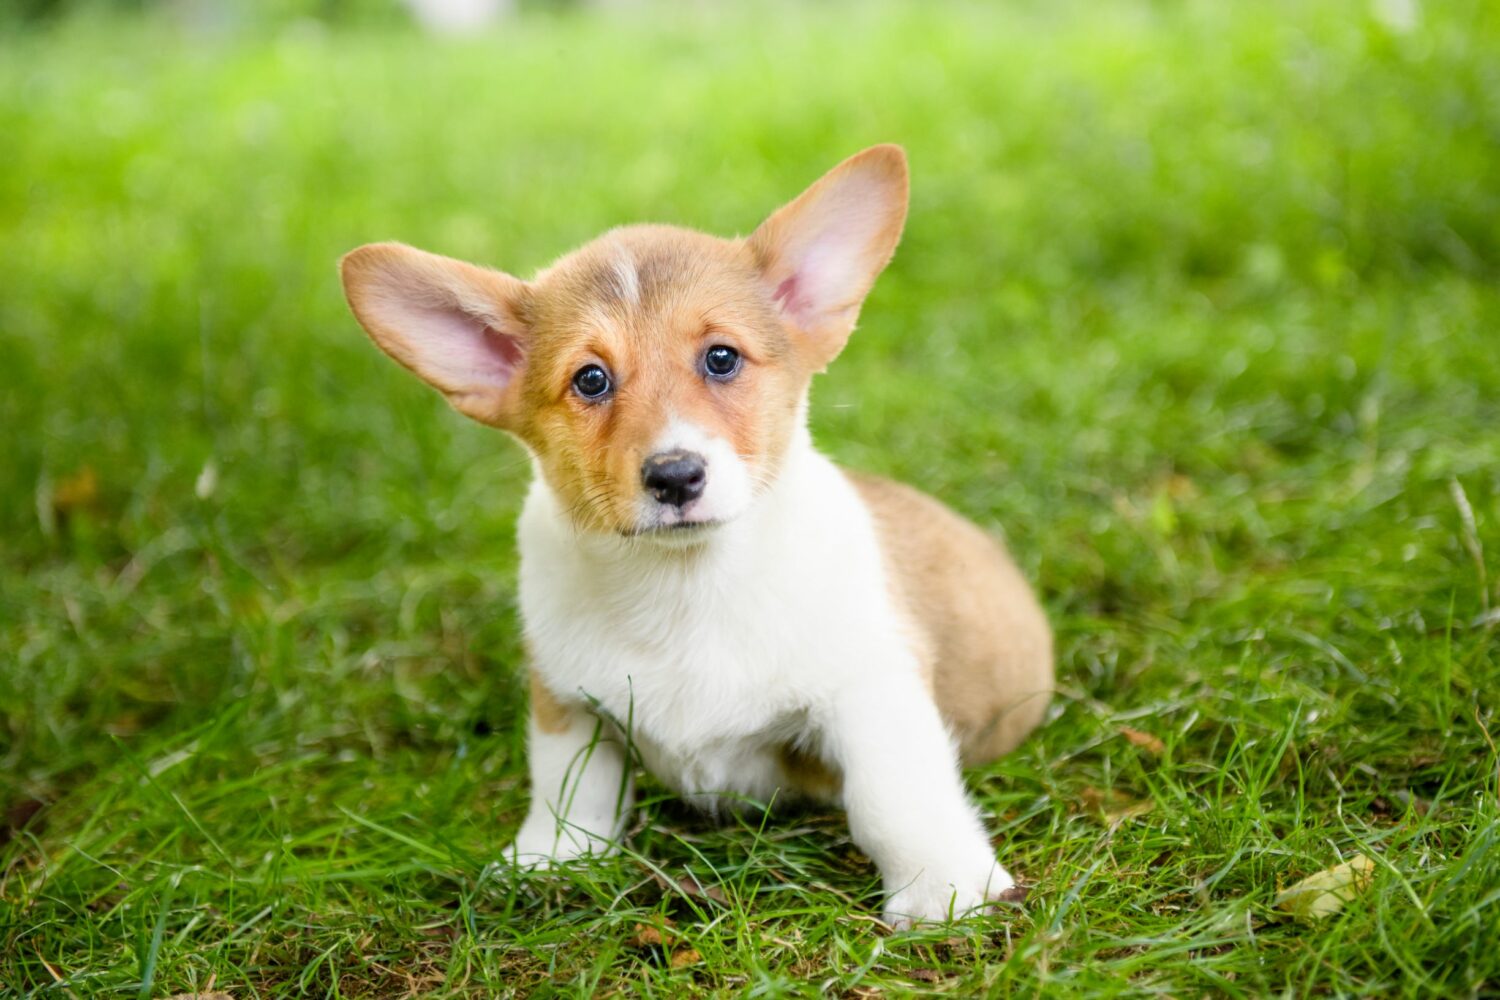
top-left (2, 1), bottom-right (1498, 996)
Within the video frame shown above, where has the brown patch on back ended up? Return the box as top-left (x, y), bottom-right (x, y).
top-left (530, 672), bottom-right (575, 735)
top-left (849, 472), bottom-right (1054, 766)
top-left (776, 743), bottom-right (843, 802)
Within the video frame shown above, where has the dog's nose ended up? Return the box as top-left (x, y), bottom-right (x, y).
top-left (642, 451), bottom-right (707, 508)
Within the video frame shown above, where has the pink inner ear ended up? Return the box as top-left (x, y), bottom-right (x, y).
top-left (485, 326), bottom-right (525, 369)
top-left (767, 223), bottom-right (869, 330)
top-left (773, 275), bottom-right (810, 320)
top-left (410, 304), bottom-right (523, 392)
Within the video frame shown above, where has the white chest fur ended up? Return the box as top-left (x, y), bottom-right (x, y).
top-left (516, 434), bottom-right (910, 806)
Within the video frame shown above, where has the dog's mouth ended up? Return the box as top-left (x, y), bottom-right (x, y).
top-left (619, 488), bottom-right (740, 542)
top-left (621, 517), bottom-right (726, 542)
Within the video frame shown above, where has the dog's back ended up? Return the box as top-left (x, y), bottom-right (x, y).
top-left (850, 472), bottom-right (1053, 765)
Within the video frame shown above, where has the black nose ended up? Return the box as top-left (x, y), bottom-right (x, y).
top-left (642, 451), bottom-right (707, 508)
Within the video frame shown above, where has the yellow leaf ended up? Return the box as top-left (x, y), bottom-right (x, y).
top-left (52, 466), bottom-right (99, 513)
top-left (1120, 727), bottom-right (1165, 755)
top-left (1274, 854), bottom-right (1375, 920)
top-left (1078, 786), bottom-right (1154, 826)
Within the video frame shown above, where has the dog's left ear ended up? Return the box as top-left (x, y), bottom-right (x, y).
top-left (748, 144), bottom-right (909, 368)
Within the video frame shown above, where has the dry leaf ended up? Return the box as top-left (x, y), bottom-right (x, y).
top-left (1392, 790), bottom-right (1432, 816)
top-left (669, 947), bottom-right (702, 969)
top-left (937, 935), bottom-right (971, 957)
top-left (3, 798), bottom-right (44, 843)
top-left (1078, 787), bottom-right (1154, 826)
top-left (1274, 854), bottom-right (1375, 920)
top-left (681, 875), bottom-right (729, 904)
top-left (1166, 474), bottom-right (1199, 500)
top-left (1107, 800), bottom-right (1155, 826)
top-left (626, 920), bottom-right (677, 949)
top-left (995, 884), bottom-right (1030, 904)
top-left (649, 869), bottom-right (729, 904)
top-left (53, 466), bottom-right (99, 511)
top-left (1120, 727), bottom-right (1165, 754)
top-left (104, 712), bottom-right (144, 737)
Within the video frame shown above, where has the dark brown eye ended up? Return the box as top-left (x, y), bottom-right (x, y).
top-left (704, 345), bottom-right (741, 379)
top-left (572, 364), bottom-right (611, 399)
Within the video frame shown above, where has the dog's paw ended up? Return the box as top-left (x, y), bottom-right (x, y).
top-left (881, 859), bottom-right (1017, 930)
top-left (500, 814), bottom-right (618, 870)
top-left (502, 843), bottom-right (563, 870)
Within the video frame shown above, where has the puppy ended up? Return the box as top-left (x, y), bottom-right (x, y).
top-left (340, 145), bottom-right (1053, 927)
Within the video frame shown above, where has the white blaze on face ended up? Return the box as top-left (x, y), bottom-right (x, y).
top-left (607, 242), bottom-right (641, 307)
top-left (639, 417), bottom-right (753, 534)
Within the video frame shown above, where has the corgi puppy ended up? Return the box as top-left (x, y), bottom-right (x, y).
top-left (339, 145), bottom-right (1053, 927)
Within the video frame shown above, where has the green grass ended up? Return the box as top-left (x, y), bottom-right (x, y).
top-left (3, 1), bottom-right (1499, 995)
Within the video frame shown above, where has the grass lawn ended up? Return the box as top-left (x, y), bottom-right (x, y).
top-left (3, 1), bottom-right (1499, 995)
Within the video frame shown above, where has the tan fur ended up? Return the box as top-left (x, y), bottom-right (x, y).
top-left (849, 472), bottom-right (1054, 767)
top-left (530, 673), bottom-right (574, 735)
top-left (776, 742), bottom-right (843, 800)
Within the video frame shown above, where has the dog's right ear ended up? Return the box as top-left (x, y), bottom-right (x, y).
top-left (340, 242), bottom-right (532, 428)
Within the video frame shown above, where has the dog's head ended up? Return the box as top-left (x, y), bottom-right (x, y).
top-left (340, 145), bottom-right (907, 542)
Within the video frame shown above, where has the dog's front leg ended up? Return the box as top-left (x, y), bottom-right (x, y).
top-left (505, 676), bottom-right (633, 866)
top-left (828, 673), bottom-right (1014, 928)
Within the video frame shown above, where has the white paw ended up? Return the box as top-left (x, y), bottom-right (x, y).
top-left (882, 858), bottom-right (1017, 930)
top-left (500, 813), bottom-right (619, 869)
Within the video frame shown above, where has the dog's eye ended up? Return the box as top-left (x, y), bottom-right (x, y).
top-left (572, 364), bottom-right (612, 400)
top-left (704, 345), bottom-right (741, 380)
